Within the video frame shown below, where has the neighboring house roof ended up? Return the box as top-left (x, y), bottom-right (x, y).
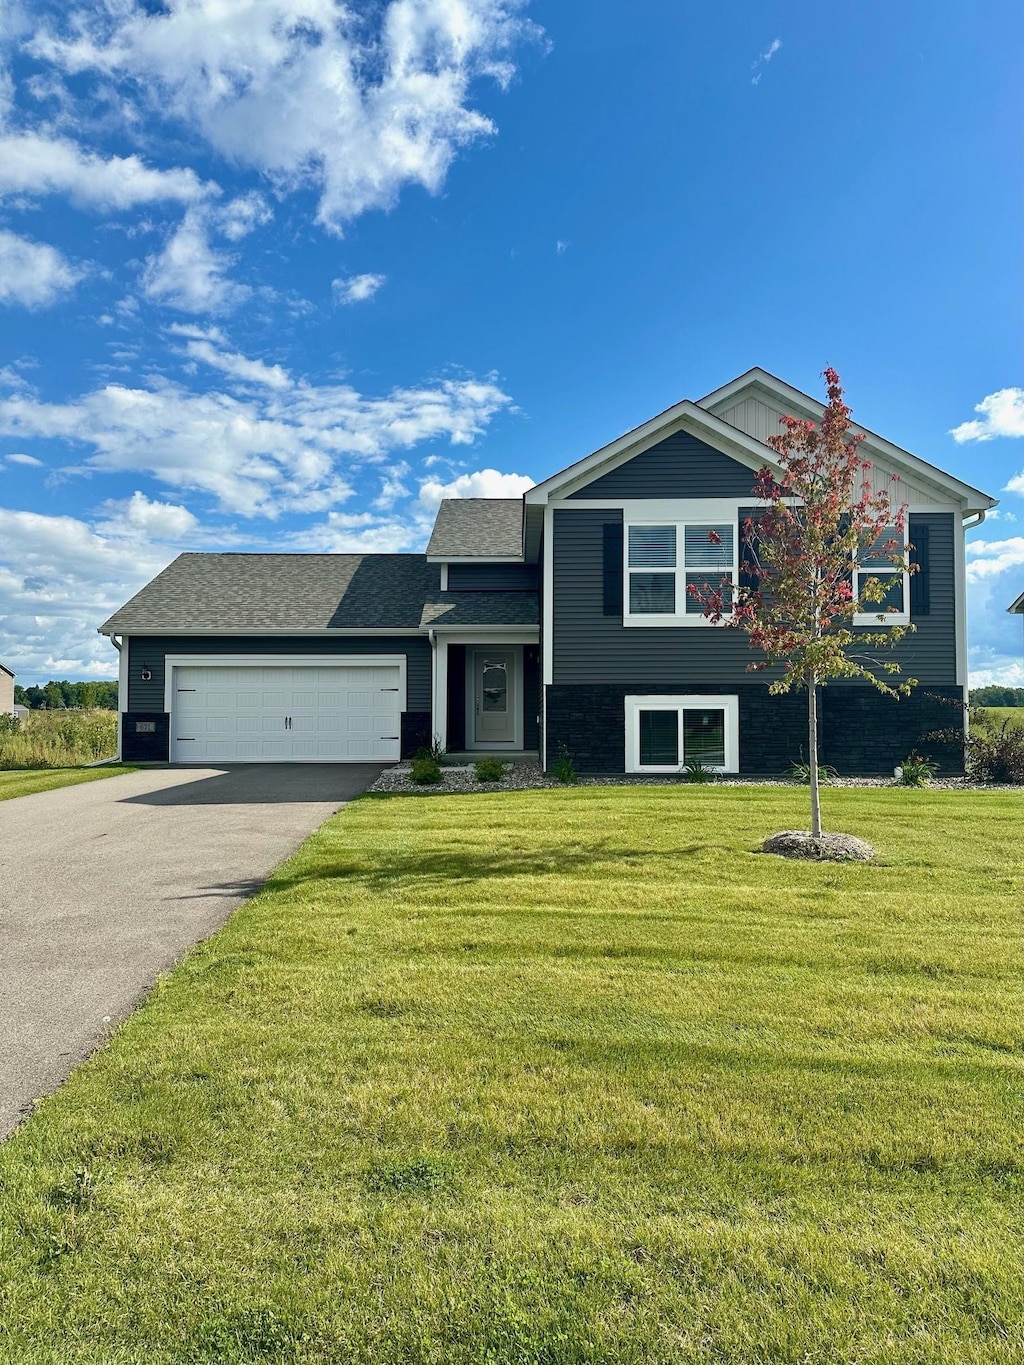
top-left (426, 499), bottom-right (524, 559)
top-left (0, 661), bottom-right (13, 678)
top-left (420, 593), bottom-right (540, 629)
top-left (1009, 590), bottom-right (1024, 615)
top-left (99, 554), bottom-right (439, 634)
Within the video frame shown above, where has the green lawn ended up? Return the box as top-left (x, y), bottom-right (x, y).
top-left (0, 765), bottom-right (136, 802)
top-left (1, 786), bottom-right (1022, 1364)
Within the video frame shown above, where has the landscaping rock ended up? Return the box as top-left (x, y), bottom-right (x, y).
top-left (761, 830), bottom-right (876, 862)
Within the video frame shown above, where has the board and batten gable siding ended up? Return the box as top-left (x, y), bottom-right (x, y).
top-left (565, 431), bottom-right (757, 500)
top-left (126, 635), bottom-right (432, 713)
top-left (550, 509), bottom-right (958, 687)
top-left (446, 562), bottom-right (538, 591)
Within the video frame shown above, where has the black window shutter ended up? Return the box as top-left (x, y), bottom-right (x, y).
top-left (603, 521), bottom-right (623, 616)
top-left (909, 520), bottom-right (930, 616)
top-left (738, 514), bottom-right (760, 593)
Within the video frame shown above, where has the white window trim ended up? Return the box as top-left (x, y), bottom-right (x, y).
top-left (623, 519), bottom-right (738, 627)
top-left (853, 526), bottom-right (911, 627)
top-left (625, 694), bottom-right (739, 774)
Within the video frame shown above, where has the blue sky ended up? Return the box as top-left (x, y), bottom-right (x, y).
top-left (1, 0), bottom-right (1022, 686)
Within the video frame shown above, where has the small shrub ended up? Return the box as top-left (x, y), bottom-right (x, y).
top-left (926, 710), bottom-right (1024, 785)
top-left (681, 760), bottom-right (716, 783)
top-left (788, 758), bottom-right (839, 785)
top-left (550, 743), bottom-right (577, 785)
top-left (474, 758), bottom-right (507, 783)
top-left (968, 711), bottom-right (1024, 784)
top-left (0, 713), bottom-right (20, 736)
top-left (898, 752), bottom-right (938, 786)
top-left (409, 756), bottom-right (443, 785)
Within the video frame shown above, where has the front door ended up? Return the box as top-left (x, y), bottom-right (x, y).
top-left (470, 648), bottom-right (518, 747)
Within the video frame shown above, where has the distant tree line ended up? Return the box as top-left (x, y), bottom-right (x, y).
top-left (13, 680), bottom-right (119, 710)
top-left (969, 686), bottom-right (1024, 708)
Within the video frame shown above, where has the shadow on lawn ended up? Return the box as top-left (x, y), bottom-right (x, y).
top-left (267, 839), bottom-right (709, 892)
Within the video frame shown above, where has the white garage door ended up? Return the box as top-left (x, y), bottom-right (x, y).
top-left (170, 663), bottom-right (403, 762)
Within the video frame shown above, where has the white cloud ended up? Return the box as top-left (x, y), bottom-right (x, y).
top-left (418, 466), bottom-right (534, 508)
top-left (965, 536), bottom-right (1024, 581)
top-left (217, 191), bottom-right (272, 241)
top-left (333, 272), bottom-right (386, 305)
top-left (289, 511), bottom-right (423, 554)
top-left (0, 505), bottom-right (177, 681)
top-left (141, 209), bottom-right (248, 313)
top-left (28, 0), bottom-right (540, 234)
top-left (969, 656), bottom-right (1024, 689)
top-left (751, 37), bottom-right (782, 83)
top-left (96, 490), bottom-right (199, 540)
top-left (950, 387), bottom-right (1024, 443)
top-left (0, 230), bottom-right (81, 308)
top-left (0, 367), bottom-right (513, 516)
top-left (0, 131), bottom-right (213, 209)
top-left (4, 452), bottom-right (43, 466)
top-left (169, 325), bottom-right (291, 390)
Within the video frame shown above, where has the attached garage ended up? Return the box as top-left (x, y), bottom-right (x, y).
top-left (166, 656), bottom-right (405, 763)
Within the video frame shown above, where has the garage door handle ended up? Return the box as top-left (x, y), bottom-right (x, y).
top-left (381, 736), bottom-right (399, 740)
top-left (380, 688), bottom-right (399, 692)
top-left (176, 737), bottom-right (195, 742)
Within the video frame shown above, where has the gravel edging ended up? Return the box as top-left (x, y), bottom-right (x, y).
top-left (369, 762), bottom-right (1005, 797)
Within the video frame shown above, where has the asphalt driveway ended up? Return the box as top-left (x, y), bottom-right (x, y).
top-left (0, 763), bottom-right (385, 1138)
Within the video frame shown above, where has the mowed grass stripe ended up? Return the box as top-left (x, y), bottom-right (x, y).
top-left (0, 785), bottom-right (1021, 1364)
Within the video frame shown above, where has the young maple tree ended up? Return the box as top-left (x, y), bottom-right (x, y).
top-left (691, 368), bottom-right (916, 838)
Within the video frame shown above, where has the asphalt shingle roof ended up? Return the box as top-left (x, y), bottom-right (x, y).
top-left (420, 593), bottom-right (539, 628)
top-left (425, 499), bottom-right (524, 558)
top-left (100, 554), bottom-right (440, 633)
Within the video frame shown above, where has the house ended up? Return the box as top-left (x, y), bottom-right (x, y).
top-left (0, 662), bottom-right (14, 718)
top-left (100, 368), bottom-right (996, 775)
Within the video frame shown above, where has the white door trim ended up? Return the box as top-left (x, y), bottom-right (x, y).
top-left (465, 646), bottom-right (523, 750)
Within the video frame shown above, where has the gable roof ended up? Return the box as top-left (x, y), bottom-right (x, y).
top-left (0, 661), bottom-right (13, 678)
top-left (425, 499), bottom-right (524, 559)
top-left (524, 368), bottom-right (997, 515)
top-left (1009, 590), bottom-right (1024, 615)
top-left (100, 554), bottom-right (439, 635)
top-left (698, 367), bottom-right (997, 514)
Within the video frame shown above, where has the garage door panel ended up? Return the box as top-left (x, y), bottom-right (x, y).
top-left (171, 662), bottom-right (402, 762)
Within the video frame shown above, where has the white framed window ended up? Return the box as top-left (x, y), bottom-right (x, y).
top-left (624, 521), bottom-right (737, 625)
top-left (854, 525), bottom-right (910, 625)
top-left (625, 694), bottom-right (739, 773)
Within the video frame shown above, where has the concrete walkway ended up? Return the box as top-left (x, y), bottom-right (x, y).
top-left (0, 763), bottom-right (384, 1138)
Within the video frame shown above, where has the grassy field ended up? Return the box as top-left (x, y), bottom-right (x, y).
top-left (0, 786), bottom-right (1022, 1364)
top-left (0, 766), bottom-right (135, 802)
top-left (0, 709), bottom-right (118, 770)
top-left (975, 706), bottom-right (1024, 731)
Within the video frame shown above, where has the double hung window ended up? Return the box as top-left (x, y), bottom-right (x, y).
top-left (626, 522), bottom-right (736, 622)
top-left (853, 525), bottom-right (910, 625)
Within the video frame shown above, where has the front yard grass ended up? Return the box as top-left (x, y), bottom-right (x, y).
top-left (0, 765), bottom-right (136, 802)
top-left (0, 786), bottom-right (1022, 1363)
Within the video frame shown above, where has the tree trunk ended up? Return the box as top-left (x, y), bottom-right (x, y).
top-left (808, 676), bottom-right (822, 838)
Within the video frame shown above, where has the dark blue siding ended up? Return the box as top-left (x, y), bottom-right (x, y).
top-left (446, 563), bottom-right (537, 591)
top-left (126, 635), bottom-right (432, 713)
top-left (552, 510), bottom-right (957, 687)
top-left (567, 431), bottom-right (758, 499)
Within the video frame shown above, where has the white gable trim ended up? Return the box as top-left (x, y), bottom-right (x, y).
top-left (698, 368), bottom-right (996, 514)
top-left (524, 401), bottom-right (777, 505)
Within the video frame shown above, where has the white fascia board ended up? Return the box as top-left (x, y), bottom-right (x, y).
top-left (1008, 591), bottom-right (1024, 615)
top-left (699, 369), bottom-right (997, 513)
top-left (525, 402), bottom-right (775, 506)
top-left (425, 555), bottom-right (524, 564)
top-left (428, 629), bottom-right (538, 645)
